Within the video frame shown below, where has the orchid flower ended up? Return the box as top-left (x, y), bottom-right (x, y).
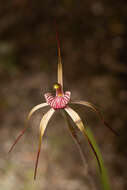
top-left (9, 24), bottom-right (118, 180)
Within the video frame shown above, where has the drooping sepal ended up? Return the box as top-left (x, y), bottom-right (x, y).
top-left (65, 106), bottom-right (102, 173)
top-left (71, 100), bottom-right (119, 137)
top-left (34, 108), bottom-right (55, 180)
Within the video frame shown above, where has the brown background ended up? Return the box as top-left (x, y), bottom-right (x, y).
top-left (0, 1), bottom-right (127, 190)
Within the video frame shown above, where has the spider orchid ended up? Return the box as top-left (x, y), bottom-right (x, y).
top-left (9, 24), bottom-right (118, 180)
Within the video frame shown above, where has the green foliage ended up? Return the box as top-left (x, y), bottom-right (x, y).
top-left (0, 42), bottom-right (19, 75)
top-left (85, 127), bottom-right (112, 190)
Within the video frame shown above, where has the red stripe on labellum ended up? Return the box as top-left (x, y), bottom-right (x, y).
top-left (44, 91), bottom-right (71, 110)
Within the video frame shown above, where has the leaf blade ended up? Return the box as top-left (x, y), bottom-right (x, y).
top-left (85, 127), bottom-right (112, 190)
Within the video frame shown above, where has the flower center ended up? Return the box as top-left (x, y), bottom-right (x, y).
top-left (53, 83), bottom-right (63, 96)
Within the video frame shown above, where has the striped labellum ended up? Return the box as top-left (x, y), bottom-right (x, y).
top-left (44, 90), bottom-right (71, 110)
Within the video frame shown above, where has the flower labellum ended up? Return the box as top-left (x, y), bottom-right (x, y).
top-left (44, 83), bottom-right (71, 110)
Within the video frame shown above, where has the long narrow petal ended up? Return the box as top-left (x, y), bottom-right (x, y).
top-left (28, 103), bottom-right (48, 120)
top-left (34, 108), bottom-right (55, 180)
top-left (8, 103), bottom-right (48, 153)
top-left (8, 126), bottom-right (28, 153)
top-left (62, 110), bottom-right (87, 167)
top-left (71, 100), bottom-right (119, 136)
top-left (65, 106), bottom-right (102, 173)
top-left (54, 20), bottom-right (63, 88)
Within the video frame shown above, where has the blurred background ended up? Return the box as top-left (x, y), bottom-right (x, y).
top-left (0, 0), bottom-right (127, 190)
